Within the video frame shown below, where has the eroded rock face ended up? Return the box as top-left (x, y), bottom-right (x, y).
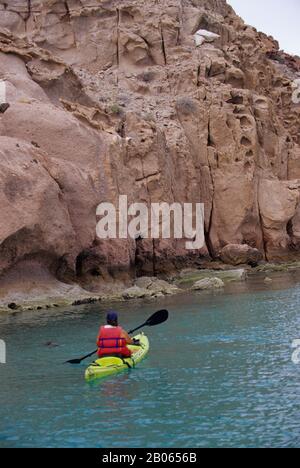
top-left (0, 0), bottom-right (300, 295)
top-left (0, 137), bottom-right (78, 274)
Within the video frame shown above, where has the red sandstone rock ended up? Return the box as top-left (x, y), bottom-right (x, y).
top-left (0, 0), bottom-right (299, 296)
top-left (220, 244), bottom-right (263, 266)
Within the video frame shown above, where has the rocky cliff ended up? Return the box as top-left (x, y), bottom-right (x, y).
top-left (0, 0), bottom-right (300, 300)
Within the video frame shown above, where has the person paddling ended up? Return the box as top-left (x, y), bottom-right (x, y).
top-left (66, 309), bottom-right (168, 365)
top-left (97, 311), bottom-right (138, 358)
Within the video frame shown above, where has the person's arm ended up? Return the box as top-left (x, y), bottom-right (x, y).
top-left (120, 329), bottom-right (133, 345)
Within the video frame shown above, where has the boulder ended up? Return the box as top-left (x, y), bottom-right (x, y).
top-left (219, 269), bottom-right (246, 282)
top-left (122, 286), bottom-right (150, 300)
top-left (220, 244), bottom-right (263, 266)
top-left (135, 277), bottom-right (180, 295)
top-left (122, 280), bottom-right (179, 300)
top-left (135, 277), bottom-right (155, 289)
top-left (194, 29), bottom-right (220, 47)
top-left (177, 268), bottom-right (246, 286)
top-left (192, 277), bottom-right (224, 290)
top-left (147, 279), bottom-right (179, 295)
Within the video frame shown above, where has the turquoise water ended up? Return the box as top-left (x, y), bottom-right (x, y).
top-left (0, 281), bottom-right (300, 448)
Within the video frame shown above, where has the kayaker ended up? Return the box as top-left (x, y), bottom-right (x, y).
top-left (97, 311), bottom-right (136, 358)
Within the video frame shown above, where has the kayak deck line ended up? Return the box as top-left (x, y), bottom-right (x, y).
top-left (84, 333), bottom-right (149, 381)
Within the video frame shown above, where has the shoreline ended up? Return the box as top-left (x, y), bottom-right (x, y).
top-left (2, 260), bottom-right (300, 314)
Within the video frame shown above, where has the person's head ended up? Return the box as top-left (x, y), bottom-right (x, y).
top-left (106, 310), bottom-right (118, 326)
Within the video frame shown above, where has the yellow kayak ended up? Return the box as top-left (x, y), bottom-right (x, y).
top-left (84, 333), bottom-right (149, 381)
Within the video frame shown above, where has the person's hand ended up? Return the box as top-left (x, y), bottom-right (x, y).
top-left (132, 338), bottom-right (140, 346)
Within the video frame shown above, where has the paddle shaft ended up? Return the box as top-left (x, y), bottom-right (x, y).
top-left (127, 323), bottom-right (146, 335)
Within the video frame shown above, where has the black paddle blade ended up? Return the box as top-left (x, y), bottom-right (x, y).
top-left (127, 309), bottom-right (169, 334)
top-left (66, 358), bottom-right (82, 364)
top-left (146, 309), bottom-right (169, 327)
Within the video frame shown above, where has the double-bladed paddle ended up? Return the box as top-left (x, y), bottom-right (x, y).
top-left (66, 309), bottom-right (169, 364)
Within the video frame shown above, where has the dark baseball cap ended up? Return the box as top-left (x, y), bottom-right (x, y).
top-left (106, 311), bottom-right (118, 322)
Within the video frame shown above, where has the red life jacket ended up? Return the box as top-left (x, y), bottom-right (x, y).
top-left (97, 326), bottom-right (131, 358)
